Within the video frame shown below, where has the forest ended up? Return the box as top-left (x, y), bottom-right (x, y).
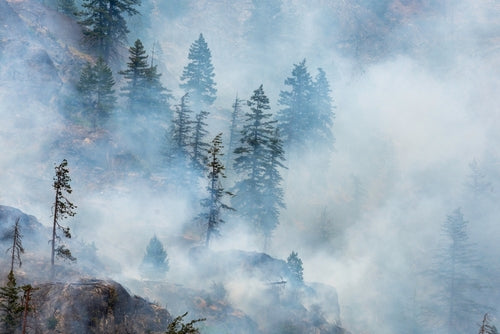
top-left (1, 0), bottom-right (500, 333)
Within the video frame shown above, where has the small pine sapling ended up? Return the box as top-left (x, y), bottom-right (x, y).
top-left (287, 251), bottom-right (304, 285)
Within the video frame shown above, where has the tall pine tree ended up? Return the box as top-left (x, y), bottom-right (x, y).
top-left (180, 33), bottom-right (217, 108)
top-left (120, 39), bottom-right (149, 112)
top-left (226, 96), bottom-right (244, 171)
top-left (77, 56), bottom-right (116, 129)
top-left (232, 85), bottom-right (283, 248)
top-left (428, 208), bottom-right (488, 334)
top-left (79, 0), bottom-right (141, 61)
top-left (278, 61), bottom-right (335, 153)
top-left (261, 128), bottom-right (286, 250)
top-left (51, 159), bottom-right (77, 277)
top-left (200, 133), bottom-right (234, 247)
top-left (191, 110), bottom-right (210, 173)
top-left (311, 67), bottom-right (335, 149)
top-left (277, 59), bottom-right (314, 150)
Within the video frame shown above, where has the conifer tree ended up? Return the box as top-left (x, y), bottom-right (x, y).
top-left (140, 235), bottom-right (169, 279)
top-left (311, 67), bottom-right (335, 148)
top-left (77, 56), bottom-right (116, 129)
top-left (0, 219), bottom-right (26, 332)
top-left (278, 61), bottom-right (336, 154)
top-left (6, 218), bottom-right (24, 273)
top-left (144, 63), bottom-right (172, 116)
top-left (79, 0), bottom-right (141, 61)
top-left (120, 39), bottom-right (171, 116)
top-left (226, 96), bottom-right (244, 170)
top-left (51, 159), bottom-right (77, 275)
top-left (191, 110), bottom-right (210, 172)
top-left (232, 85), bottom-right (282, 246)
top-left (165, 94), bottom-right (194, 190)
top-left (261, 128), bottom-right (286, 250)
top-left (180, 33), bottom-right (217, 108)
top-left (200, 133), bottom-right (234, 247)
top-left (170, 93), bottom-right (194, 157)
top-left (0, 271), bottom-right (23, 333)
top-left (120, 39), bottom-right (149, 112)
top-left (430, 208), bottom-right (487, 334)
top-left (286, 251), bottom-right (304, 285)
top-left (277, 59), bottom-right (314, 150)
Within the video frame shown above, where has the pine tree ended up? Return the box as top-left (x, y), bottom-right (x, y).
top-left (286, 251), bottom-right (304, 285)
top-left (232, 85), bottom-right (280, 246)
top-left (180, 33), bottom-right (217, 108)
top-left (79, 0), bottom-right (141, 61)
top-left (277, 59), bottom-right (315, 150)
top-left (120, 39), bottom-right (171, 116)
top-left (51, 159), bottom-right (77, 276)
top-left (140, 235), bottom-right (169, 279)
top-left (261, 128), bottom-right (286, 250)
top-left (120, 39), bottom-right (149, 112)
top-left (200, 133), bottom-right (234, 247)
top-left (311, 67), bottom-right (335, 148)
top-left (0, 271), bottom-right (23, 333)
top-left (165, 93), bottom-right (195, 190)
top-left (430, 208), bottom-right (487, 334)
top-left (191, 110), bottom-right (210, 172)
top-left (170, 93), bottom-right (194, 157)
top-left (226, 96), bottom-right (244, 170)
top-left (77, 56), bottom-right (116, 129)
top-left (6, 218), bottom-right (24, 273)
top-left (144, 63), bottom-right (172, 116)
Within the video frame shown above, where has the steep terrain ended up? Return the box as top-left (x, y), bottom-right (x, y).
top-left (0, 205), bottom-right (346, 333)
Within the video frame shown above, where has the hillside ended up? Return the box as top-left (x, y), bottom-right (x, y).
top-left (2, 0), bottom-right (500, 334)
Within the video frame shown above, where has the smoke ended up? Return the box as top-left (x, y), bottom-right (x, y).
top-left (1, 0), bottom-right (500, 333)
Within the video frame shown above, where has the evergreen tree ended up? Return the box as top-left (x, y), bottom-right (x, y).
top-left (0, 271), bottom-right (23, 333)
top-left (170, 93), bottom-right (194, 157)
top-left (77, 56), bottom-right (116, 129)
top-left (120, 39), bottom-right (149, 112)
top-left (277, 61), bottom-right (336, 153)
top-left (430, 208), bottom-right (487, 334)
top-left (232, 85), bottom-right (280, 246)
top-left (120, 39), bottom-right (171, 116)
top-left (180, 33), bottom-right (217, 108)
top-left (261, 128), bottom-right (286, 250)
top-left (191, 110), bottom-right (210, 172)
top-left (144, 63), bottom-right (172, 116)
top-left (277, 59), bottom-right (314, 150)
top-left (311, 67), bottom-right (335, 148)
top-left (79, 0), bottom-right (141, 61)
top-left (226, 96), bottom-right (244, 170)
top-left (200, 133), bottom-right (234, 247)
top-left (6, 218), bottom-right (24, 273)
top-left (286, 251), bottom-right (304, 285)
top-left (165, 94), bottom-right (194, 190)
top-left (51, 159), bottom-right (77, 276)
top-left (140, 235), bottom-right (169, 279)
